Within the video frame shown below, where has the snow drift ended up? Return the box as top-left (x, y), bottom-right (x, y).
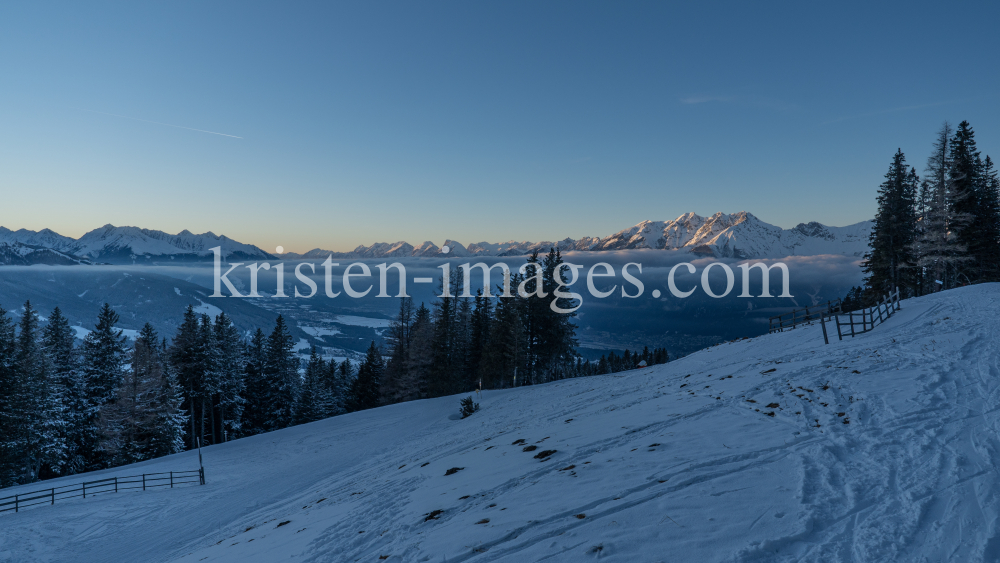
top-left (2, 285), bottom-right (998, 562)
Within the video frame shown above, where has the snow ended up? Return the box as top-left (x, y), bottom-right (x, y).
top-left (70, 326), bottom-right (90, 340)
top-left (2, 285), bottom-right (999, 562)
top-left (330, 315), bottom-right (393, 329)
top-left (299, 326), bottom-right (343, 338)
top-left (193, 299), bottom-right (223, 319)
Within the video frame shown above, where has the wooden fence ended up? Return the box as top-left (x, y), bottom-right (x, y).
top-left (769, 298), bottom-right (843, 333)
top-left (0, 468), bottom-right (204, 515)
top-left (829, 287), bottom-right (901, 342)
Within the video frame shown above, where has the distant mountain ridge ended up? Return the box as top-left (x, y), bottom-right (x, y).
top-left (289, 212), bottom-right (872, 260)
top-left (0, 224), bottom-right (273, 265)
top-left (0, 212), bottom-right (872, 266)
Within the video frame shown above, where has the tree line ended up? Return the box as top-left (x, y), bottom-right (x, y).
top-left (851, 120), bottom-right (1000, 306)
top-left (374, 248), bottom-right (667, 406)
top-left (0, 248), bottom-right (668, 488)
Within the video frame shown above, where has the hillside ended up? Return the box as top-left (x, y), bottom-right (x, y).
top-left (2, 285), bottom-right (997, 562)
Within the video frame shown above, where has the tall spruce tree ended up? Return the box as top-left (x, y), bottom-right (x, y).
top-left (211, 312), bottom-right (246, 443)
top-left (13, 302), bottom-right (66, 483)
top-left (0, 306), bottom-right (18, 486)
top-left (380, 298), bottom-right (414, 404)
top-left (98, 328), bottom-right (164, 466)
top-left (480, 276), bottom-right (525, 389)
top-left (914, 123), bottom-right (969, 290)
top-left (169, 305), bottom-right (207, 449)
top-left (239, 328), bottom-right (269, 436)
top-left (293, 346), bottom-right (333, 424)
top-left (263, 315), bottom-right (299, 429)
top-left (81, 303), bottom-right (128, 469)
top-left (349, 341), bottom-right (384, 411)
top-left (863, 150), bottom-right (918, 296)
top-left (974, 155), bottom-right (1000, 281)
top-left (42, 307), bottom-right (85, 476)
top-left (467, 290), bottom-right (492, 389)
top-left (144, 329), bottom-right (186, 458)
top-left (428, 270), bottom-right (461, 397)
top-left (329, 358), bottom-right (354, 414)
top-left (948, 121), bottom-right (984, 283)
top-left (399, 303), bottom-right (434, 401)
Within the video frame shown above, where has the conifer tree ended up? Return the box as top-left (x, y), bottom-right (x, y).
top-left (293, 346), bottom-right (333, 424)
top-left (329, 358), bottom-right (354, 414)
top-left (429, 270), bottom-right (461, 397)
top-left (948, 121), bottom-right (984, 283)
top-left (12, 302), bottom-right (66, 482)
top-left (43, 307), bottom-right (85, 475)
top-left (480, 280), bottom-right (525, 389)
top-left (81, 303), bottom-right (128, 468)
top-left (211, 312), bottom-right (246, 442)
top-left (863, 150), bottom-right (918, 296)
top-left (169, 305), bottom-right (206, 449)
top-left (349, 341), bottom-right (384, 411)
top-left (239, 328), bottom-right (269, 436)
top-left (264, 315), bottom-right (299, 429)
top-left (974, 155), bottom-right (1000, 281)
top-left (380, 298), bottom-right (413, 404)
top-left (0, 306), bottom-right (18, 486)
top-left (467, 290), bottom-right (492, 389)
top-left (145, 331), bottom-right (186, 458)
top-left (914, 123), bottom-right (968, 290)
top-left (399, 303), bottom-right (434, 401)
top-left (98, 329), bottom-right (162, 465)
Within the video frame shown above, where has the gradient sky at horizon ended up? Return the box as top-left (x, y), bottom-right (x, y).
top-left (1, 1), bottom-right (998, 253)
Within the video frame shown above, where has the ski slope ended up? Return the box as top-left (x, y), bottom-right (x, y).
top-left (2, 285), bottom-right (999, 562)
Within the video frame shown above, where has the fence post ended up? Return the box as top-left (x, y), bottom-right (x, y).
top-left (115, 477), bottom-right (118, 494)
top-left (849, 312), bottom-right (855, 337)
top-left (83, 482), bottom-right (86, 499)
top-left (142, 474), bottom-right (146, 491)
top-left (820, 313), bottom-right (829, 345)
top-left (51, 488), bottom-right (55, 505)
top-left (200, 467), bottom-right (205, 486)
top-left (14, 495), bottom-right (17, 513)
top-left (835, 315), bottom-right (843, 341)
top-left (170, 471), bottom-right (174, 488)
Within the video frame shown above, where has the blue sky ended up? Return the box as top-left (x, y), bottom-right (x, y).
top-left (1, 1), bottom-right (998, 252)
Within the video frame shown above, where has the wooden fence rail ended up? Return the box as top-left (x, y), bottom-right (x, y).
top-left (0, 468), bottom-right (204, 515)
top-left (830, 287), bottom-right (901, 342)
top-left (769, 298), bottom-right (843, 333)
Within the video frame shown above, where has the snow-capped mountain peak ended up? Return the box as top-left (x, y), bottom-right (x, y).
top-left (0, 225), bottom-right (273, 264)
top-left (0, 212), bottom-right (872, 265)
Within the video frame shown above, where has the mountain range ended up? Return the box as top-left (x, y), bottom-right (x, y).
top-left (0, 225), bottom-right (273, 265)
top-left (0, 212), bottom-right (872, 265)
top-left (288, 211), bottom-right (872, 260)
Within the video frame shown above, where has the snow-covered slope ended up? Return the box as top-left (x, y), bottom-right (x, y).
top-left (289, 212), bottom-right (872, 260)
top-left (0, 241), bottom-right (88, 265)
top-left (3, 285), bottom-right (998, 562)
top-left (0, 226), bottom-right (273, 263)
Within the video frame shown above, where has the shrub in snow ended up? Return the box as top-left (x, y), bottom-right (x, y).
top-left (460, 396), bottom-right (480, 418)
